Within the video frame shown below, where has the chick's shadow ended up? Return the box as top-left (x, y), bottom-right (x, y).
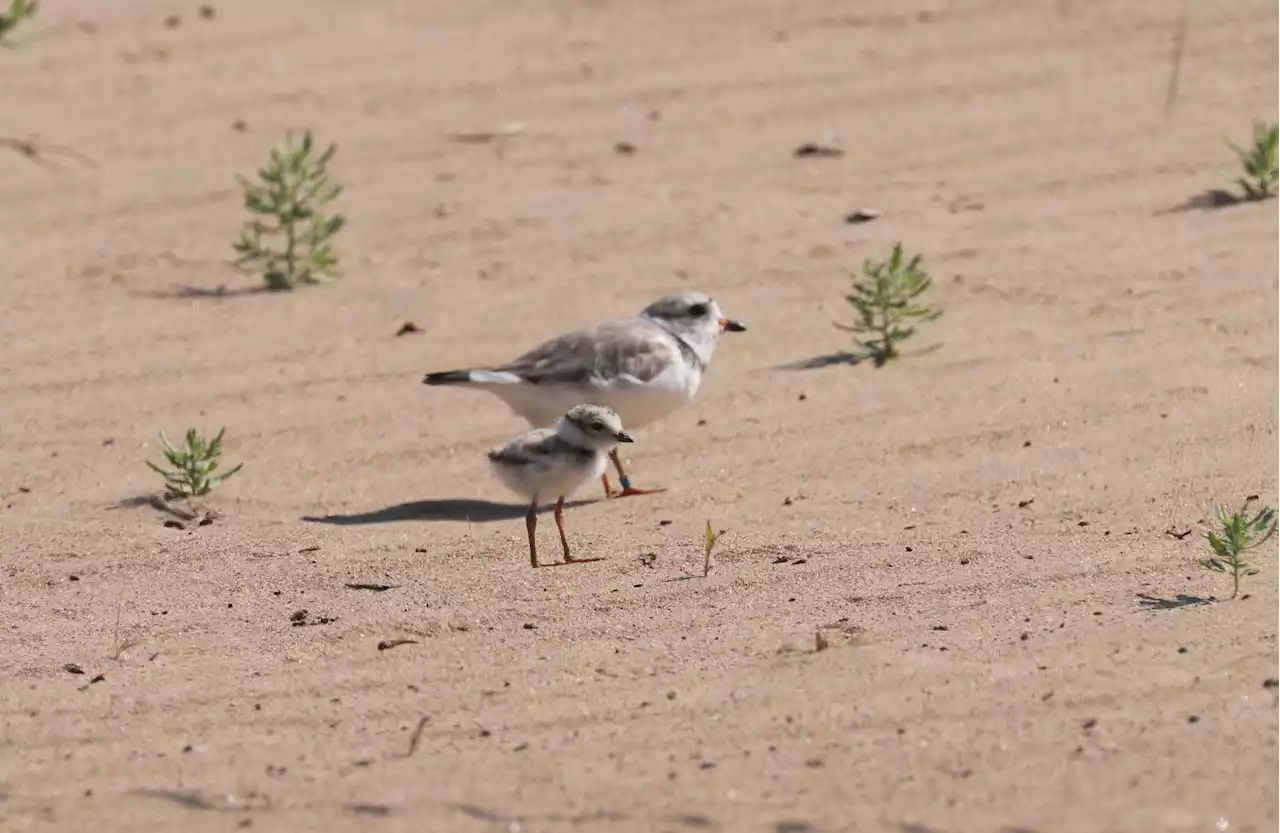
top-left (301, 497), bottom-right (595, 525)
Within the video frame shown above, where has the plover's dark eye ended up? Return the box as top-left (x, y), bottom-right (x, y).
top-left (687, 303), bottom-right (709, 317)
top-left (590, 421), bottom-right (605, 431)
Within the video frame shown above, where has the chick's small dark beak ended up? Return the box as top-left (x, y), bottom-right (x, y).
top-left (719, 317), bottom-right (747, 333)
top-left (616, 431), bottom-right (634, 443)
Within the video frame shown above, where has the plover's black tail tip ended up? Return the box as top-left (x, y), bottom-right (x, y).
top-left (422, 370), bottom-right (474, 386)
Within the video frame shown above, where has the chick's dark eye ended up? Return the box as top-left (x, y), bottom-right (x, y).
top-left (590, 421), bottom-right (605, 431)
top-left (688, 303), bottom-right (709, 317)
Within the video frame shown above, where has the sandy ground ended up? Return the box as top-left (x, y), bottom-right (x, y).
top-left (2, 1), bottom-right (1278, 831)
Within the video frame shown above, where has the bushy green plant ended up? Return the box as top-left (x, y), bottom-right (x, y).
top-left (1226, 121), bottom-right (1278, 201)
top-left (146, 428), bottom-right (243, 501)
top-left (233, 129), bottom-right (345, 290)
top-left (1202, 497), bottom-right (1277, 599)
top-left (0, 0), bottom-right (36, 46)
top-left (836, 242), bottom-right (942, 366)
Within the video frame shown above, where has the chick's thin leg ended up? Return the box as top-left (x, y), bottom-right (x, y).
top-left (554, 497), bottom-right (572, 561)
top-left (526, 502), bottom-right (539, 568)
top-left (555, 496), bottom-right (603, 565)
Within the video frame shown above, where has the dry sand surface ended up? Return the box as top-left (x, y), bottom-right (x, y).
top-left (2, 1), bottom-right (1278, 831)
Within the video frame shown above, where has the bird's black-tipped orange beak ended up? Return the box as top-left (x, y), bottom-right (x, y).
top-left (719, 317), bottom-right (746, 333)
top-left (616, 431), bottom-right (634, 443)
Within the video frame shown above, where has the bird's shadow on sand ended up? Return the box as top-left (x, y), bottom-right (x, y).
top-left (301, 498), bottom-right (596, 526)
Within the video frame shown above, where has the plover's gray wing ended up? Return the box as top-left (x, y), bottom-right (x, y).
top-left (497, 318), bottom-right (686, 386)
top-left (487, 429), bottom-right (598, 499)
top-left (488, 429), bottom-right (563, 469)
top-left (426, 318), bottom-right (683, 388)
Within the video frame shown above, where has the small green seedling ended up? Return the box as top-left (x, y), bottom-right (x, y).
top-left (836, 242), bottom-right (943, 367)
top-left (0, 0), bottom-right (36, 45)
top-left (1226, 120), bottom-right (1278, 201)
top-left (233, 129), bottom-right (346, 290)
top-left (702, 520), bottom-right (724, 577)
top-left (1202, 497), bottom-right (1277, 599)
top-left (146, 427), bottom-right (243, 501)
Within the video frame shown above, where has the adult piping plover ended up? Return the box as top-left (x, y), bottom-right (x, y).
top-left (487, 404), bottom-right (633, 568)
top-left (424, 291), bottom-right (746, 498)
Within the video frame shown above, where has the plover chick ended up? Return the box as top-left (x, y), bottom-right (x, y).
top-left (425, 291), bottom-right (745, 498)
top-left (487, 404), bottom-right (633, 568)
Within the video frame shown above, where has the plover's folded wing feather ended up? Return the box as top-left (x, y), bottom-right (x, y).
top-left (488, 430), bottom-right (594, 471)
top-left (488, 430), bottom-right (556, 466)
top-left (499, 319), bottom-right (680, 386)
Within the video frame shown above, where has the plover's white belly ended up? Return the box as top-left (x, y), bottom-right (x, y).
top-left (496, 363), bottom-right (699, 430)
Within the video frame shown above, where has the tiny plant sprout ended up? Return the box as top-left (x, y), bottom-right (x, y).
top-left (146, 427), bottom-right (243, 501)
top-left (0, 0), bottom-right (37, 46)
top-left (1202, 497), bottom-right (1277, 599)
top-left (233, 129), bottom-right (346, 290)
top-left (702, 520), bottom-right (723, 577)
top-left (836, 242), bottom-right (943, 367)
top-left (1226, 120), bottom-right (1278, 201)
